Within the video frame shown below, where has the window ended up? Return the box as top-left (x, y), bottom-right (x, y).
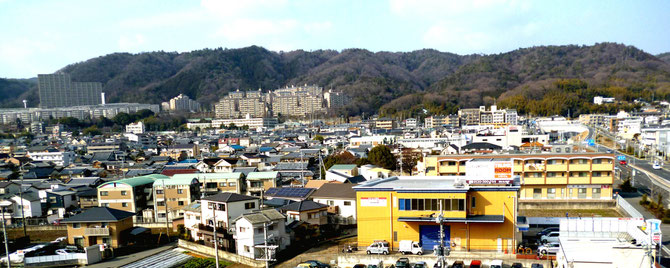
top-left (328, 200), bottom-right (335, 206)
top-left (578, 188), bottom-right (587, 198)
top-left (72, 223), bottom-right (82, 228)
top-left (158, 213), bottom-right (166, 218)
top-left (217, 204), bottom-right (225, 211)
top-left (592, 188), bottom-right (601, 199)
top-left (547, 172), bottom-right (556, 178)
top-left (102, 203), bottom-right (109, 207)
top-left (219, 182), bottom-right (227, 187)
top-left (229, 182), bottom-right (236, 186)
top-left (156, 189), bottom-right (164, 194)
top-left (447, 161), bottom-right (456, 166)
top-left (593, 172), bottom-right (601, 177)
top-left (177, 189), bottom-right (184, 194)
top-left (244, 245), bottom-right (250, 252)
top-left (121, 191), bottom-right (127, 196)
top-left (547, 188), bottom-right (556, 199)
top-left (245, 202), bottom-right (255, 209)
top-left (533, 188), bottom-right (542, 199)
top-left (100, 191), bottom-right (108, 196)
top-left (157, 201), bottom-right (165, 206)
top-left (122, 202), bottom-right (128, 207)
top-left (268, 224), bottom-right (274, 230)
top-left (256, 227), bottom-right (263, 234)
top-left (471, 197), bottom-right (476, 208)
top-left (239, 227), bottom-right (246, 232)
top-left (344, 201), bottom-right (352, 206)
top-left (458, 199), bottom-right (465, 211)
top-left (593, 159), bottom-right (602, 164)
top-left (102, 237), bottom-right (111, 245)
top-left (178, 201), bottom-right (185, 206)
top-left (101, 222), bottom-right (108, 227)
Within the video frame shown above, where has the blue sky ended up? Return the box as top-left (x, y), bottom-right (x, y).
top-left (1, 0), bottom-right (669, 78)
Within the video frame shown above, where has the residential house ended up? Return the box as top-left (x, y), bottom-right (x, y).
top-left (278, 200), bottom-right (329, 226)
top-left (233, 209), bottom-right (290, 259)
top-left (311, 183), bottom-right (357, 225)
top-left (46, 188), bottom-right (78, 218)
top-left (9, 191), bottom-right (42, 218)
top-left (61, 207), bottom-right (135, 249)
top-left (26, 146), bottom-right (76, 166)
top-left (194, 193), bottom-right (260, 249)
top-left (328, 164), bottom-right (359, 176)
top-left (212, 158), bottom-right (240, 173)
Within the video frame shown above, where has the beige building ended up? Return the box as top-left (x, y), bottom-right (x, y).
top-left (214, 89), bottom-right (267, 119)
top-left (97, 174), bottom-right (167, 213)
top-left (153, 176), bottom-right (201, 222)
top-left (62, 207), bottom-right (135, 248)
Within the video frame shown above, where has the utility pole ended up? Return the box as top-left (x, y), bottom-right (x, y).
top-left (256, 221), bottom-right (277, 268)
top-left (18, 163), bottom-right (27, 237)
top-left (1, 201), bottom-right (11, 268)
top-left (437, 200), bottom-right (445, 268)
top-left (212, 204), bottom-right (220, 268)
top-left (162, 179), bottom-right (170, 242)
top-left (300, 151), bottom-right (305, 186)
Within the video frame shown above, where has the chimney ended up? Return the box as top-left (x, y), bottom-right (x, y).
top-left (101, 92), bottom-right (106, 105)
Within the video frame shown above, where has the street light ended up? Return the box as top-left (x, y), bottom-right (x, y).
top-left (0, 200), bottom-right (13, 268)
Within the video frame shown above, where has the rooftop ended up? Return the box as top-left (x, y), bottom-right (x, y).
top-left (61, 207), bottom-right (135, 223)
top-left (202, 192), bottom-right (258, 203)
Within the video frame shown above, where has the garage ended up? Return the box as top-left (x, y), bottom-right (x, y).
top-left (419, 225), bottom-right (449, 251)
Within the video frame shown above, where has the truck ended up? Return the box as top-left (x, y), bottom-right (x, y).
top-left (398, 240), bottom-right (423, 255)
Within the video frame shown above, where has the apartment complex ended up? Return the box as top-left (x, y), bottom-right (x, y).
top-left (425, 115), bottom-right (459, 128)
top-left (422, 153), bottom-right (614, 201)
top-left (214, 85), bottom-right (345, 119)
top-left (0, 103), bottom-right (160, 125)
top-left (458, 105), bottom-right (518, 126)
top-left (97, 174), bottom-right (167, 213)
top-left (354, 176), bottom-right (520, 252)
top-left (161, 94), bottom-right (201, 112)
top-left (38, 73), bottom-right (102, 108)
top-left (153, 176), bottom-right (201, 222)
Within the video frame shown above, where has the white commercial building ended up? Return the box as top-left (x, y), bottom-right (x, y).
top-left (125, 121), bottom-right (145, 134)
top-left (26, 148), bottom-right (75, 166)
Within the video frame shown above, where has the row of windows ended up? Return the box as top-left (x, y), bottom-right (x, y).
top-left (398, 198), bottom-right (465, 211)
top-left (525, 171), bottom-right (611, 178)
top-left (442, 159), bottom-right (612, 166)
top-left (100, 190), bottom-right (127, 196)
top-left (156, 189), bottom-right (185, 194)
top-left (531, 188), bottom-right (602, 199)
top-left (100, 202), bottom-right (128, 207)
top-left (157, 201), bottom-right (186, 206)
top-left (204, 182), bottom-right (237, 188)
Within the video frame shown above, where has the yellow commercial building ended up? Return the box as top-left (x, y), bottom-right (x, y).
top-left (354, 176), bottom-right (520, 252)
top-left (422, 153), bottom-right (614, 201)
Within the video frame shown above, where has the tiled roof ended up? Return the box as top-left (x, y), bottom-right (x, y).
top-left (61, 207), bottom-right (135, 223)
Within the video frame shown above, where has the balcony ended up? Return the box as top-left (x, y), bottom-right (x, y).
top-left (591, 175), bottom-right (613, 184)
top-left (569, 163), bottom-right (590, 171)
top-left (591, 163), bottom-right (614, 171)
top-left (522, 176), bottom-right (544, 185)
top-left (546, 176), bottom-right (568, 184)
top-left (568, 176), bottom-right (590, 184)
top-left (524, 164), bottom-right (545, 171)
top-left (84, 227), bottom-right (109, 236)
top-left (437, 165), bottom-right (459, 174)
top-left (546, 164), bottom-right (568, 172)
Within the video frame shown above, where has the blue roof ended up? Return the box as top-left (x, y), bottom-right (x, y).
top-left (178, 159), bottom-right (199, 163)
top-left (259, 147), bottom-right (275, 152)
top-left (230, 145), bottom-right (245, 150)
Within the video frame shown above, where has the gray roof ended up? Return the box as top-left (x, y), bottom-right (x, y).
top-left (61, 207), bottom-right (135, 223)
top-left (311, 183), bottom-right (356, 199)
top-left (279, 200), bottom-right (328, 212)
top-left (202, 192), bottom-right (258, 203)
top-left (233, 209), bottom-right (285, 224)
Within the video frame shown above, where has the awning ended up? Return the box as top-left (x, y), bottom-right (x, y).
top-left (397, 215), bottom-right (504, 223)
top-left (517, 216), bottom-right (530, 231)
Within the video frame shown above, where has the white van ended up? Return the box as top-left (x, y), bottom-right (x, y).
top-left (399, 240), bottom-right (423, 255)
top-left (489, 260), bottom-right (503, 268)
top-left (366, 241), bottom-right (390, 255)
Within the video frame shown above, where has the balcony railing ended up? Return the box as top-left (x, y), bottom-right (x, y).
top-left (84, 227), bottom-right (110, 236)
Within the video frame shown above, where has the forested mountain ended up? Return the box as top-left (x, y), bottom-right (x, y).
top-left (3, 43), bottom-right (670, 117)
top-left (658, 52), bottom-right (670, 65)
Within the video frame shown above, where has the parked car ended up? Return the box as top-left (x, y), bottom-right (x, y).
top-left (450, 261), bottom-right (465, 268)
top-left (540, 231), bottom-right (560, 244)
top-left (399, 240), bottom-right (423, 255)
top-left (489, 260), bottom-right (503, 268)
top-left (303, 260), bottom-right (331, 268)
top-left (653, 162), bottom-right (662, 169)
top-left (296, 263), bottom-right (315, 268)
top-left (538, 242), bottom-right (560, 255)
top-left (535, 227), bottom-right (559, 238)
top-left (412, 261), bottom-right (427, 268)
top-left (395, 258), bottom-right (410, 268)
top-left (352, 265), bottom-right (366, 268)
top-left (531, 264), bottom-right (544, 268)
top-left (619, 160), bottom-right (627, 165)
top-left (366, 241), bottom-right (390, 255)
top-left (511, 263), bottom-right (524, 268)
top-left (367, 260), bottom-right (383, 268)
top-left (469, 260), bottom-right (482, 268)
top-left (55, 248), bottom-right (77, 255)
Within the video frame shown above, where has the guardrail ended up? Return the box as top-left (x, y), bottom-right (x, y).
top-left (616, 195), bottom-right (644, 218)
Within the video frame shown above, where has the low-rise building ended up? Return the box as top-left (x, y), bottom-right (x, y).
top-left (62, 207), bottom-right (136, 249)
top-left (312, 183), bottom-right (357, 225)
top-left (246, 171), bottom-right (280, 196)
top-left (233, 209), bottom-right (290, 259)
top-left (26, 147), bottom-right (75, 166)
top-left (125, 121), bottom-right (145, 134)
top-left (97, 174), bottom-right (167, 214)
top-left (279, 200), bottom-right (329, 226)
top-left (153, 176), bottom-right (200, 222)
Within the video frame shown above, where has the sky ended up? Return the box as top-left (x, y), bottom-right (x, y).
top-left (1, 0), bottom-right (669, 78)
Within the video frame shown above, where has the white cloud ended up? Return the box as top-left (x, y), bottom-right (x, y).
top-left (304, 21), bottom-right (333, 35)
top-left (118, 34), bottom-right (146, 51)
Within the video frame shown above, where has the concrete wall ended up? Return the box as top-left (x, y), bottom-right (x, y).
top-left (178, 239), bottom-right (265, 267)
top-left (519, 200), bottom-right (615, 210)
top-left (336, 254), bottom-right (551, 268)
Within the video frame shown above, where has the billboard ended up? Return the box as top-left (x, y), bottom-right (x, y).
top-left (465, 160), bottom-right (514, 184)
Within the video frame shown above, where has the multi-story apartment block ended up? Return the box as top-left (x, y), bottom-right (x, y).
top-left (97, 174), bottom-right (167, 214)
top-left (458, 108), bottom-right (481, 125)
top-left (246, 171), bottom-right (280, 196)
top-left (153, 176), bottom-right (200, 222)
top-left (214, 89), bottom-right (267, 119)
top-left (162, 94), bottom-right (201, 112)
top-left (422, 153), bottom-right (614, 202)
top-left (125, 121), bottom-right (145, 134)
top-left (425, 115), bottom-right (459, 128)
top-left (323, 89), bottom-right (347, 108)
top-left (38, 73), bottom-right (102, 108)
top-left (375, 118), bottom-right (396, 130)
top-left (176, 173), bottom-right (244, 195)
top-left (578, 113), bottom-right (608, 127)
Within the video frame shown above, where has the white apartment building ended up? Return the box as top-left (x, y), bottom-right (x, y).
top-left (125, 121), bottom-right (145, 134)
top-left (200, 193), bottom-right (260, 229)
top-left (349, 135), bottom-right (396, 147)
top-left (26, 148), bottom-right (75, 166)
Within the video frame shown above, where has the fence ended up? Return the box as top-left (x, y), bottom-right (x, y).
top-left (177, 239), bottom-right (266, 267)
top-left (617, 195), bottom-right (644, 218)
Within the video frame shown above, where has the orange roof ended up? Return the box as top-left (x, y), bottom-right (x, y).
top-left (520, 141), bottom-right (544, 147)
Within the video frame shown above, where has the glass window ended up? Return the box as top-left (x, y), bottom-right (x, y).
top-left (178, 201), bottom-right (184, 206)
top-left (229, 182), bottom-right (236, 186)
top-left (219, 182), bottom-right (227, 187)
top-left (122, 202), bottom-right (128, 207)
top-left (100, 191), bottom-right (108, 196)
top-left (431, 199), bottom-right (438, 211)
top-left (458, 199), bottom-right (465, 211)
top-left (399, 199), bottom-right (406, 210)
top-left (593, 159), bottom-right (602, 164)
top-left (156, 189), bottom-right (164, 194)
top-left (417, 199), bottom-right (425, 211)
top-left (593, 172), bottom-right (601, 177)
top-left (547, 188), bottom-right (556, 199)
top-left (578, 188), bottom-right (587, 198)
top-left (533, 188), bottom-right (542, 199)
top-left (344, 201), bottom-right (352, 206)
top-left (471, 197), bottom-right (476, 208)
top-left (157, 201), bottom-right (165, 206)
top-left (245, 202), bottom-right (256, 209)
top-left (178, 189), bottom-right (184, 194)
top-left (592, 188), bottom-right (601, 199)
top-left (411, 199), bottom-right (418, 210)
top-left (217, 204), bottom-right (225, 211)
top-left (120, 191), bottom-right (127, 196)
top-left (72, 223), bottom-right (81, 228)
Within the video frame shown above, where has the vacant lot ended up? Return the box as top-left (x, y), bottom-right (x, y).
top-left (7, 228), bottom-right (67, 242)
